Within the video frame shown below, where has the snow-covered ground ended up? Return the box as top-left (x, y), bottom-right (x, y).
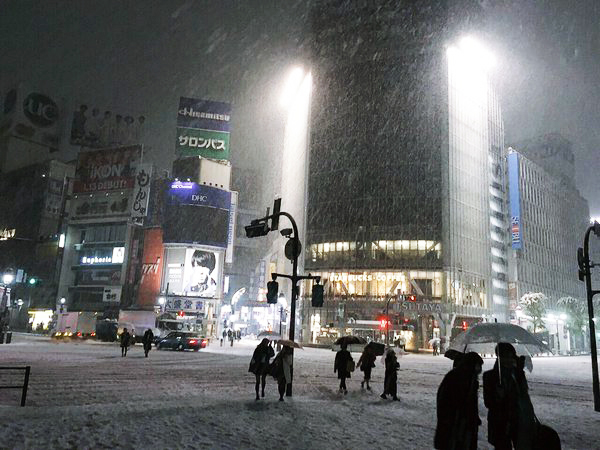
top-left (1, 334), bottom-right (599, 449)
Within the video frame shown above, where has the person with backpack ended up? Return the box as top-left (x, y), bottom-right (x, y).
top-left (334, 343), bottom-right (354, 394)
top-left (381, 349), bottom-right (400, 401)
top-left (249, 338), bottom-right (275, 400)
top-left (357, 346), bottom-right (376, 391)
top-left (434, 351), bottom-right (483, 450)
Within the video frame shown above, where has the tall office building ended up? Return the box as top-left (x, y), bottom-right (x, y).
top-left (302, 1), bottom-right (507, 348)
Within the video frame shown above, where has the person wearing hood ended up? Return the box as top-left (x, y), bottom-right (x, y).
top-left (380, 349), bottom-right (400, 401)
top-left (272, 345), bottom-right (293, 401)
top-left (334, 343), bottom-right (353, 394)
top-left (434, 351), bottom-right (483, 450)
top-left (357, 345), bottom-right (377, 391)
top-left (483, 343), bottom-right (537, 450)
top-left (249, 338), bottom-right (275, 400)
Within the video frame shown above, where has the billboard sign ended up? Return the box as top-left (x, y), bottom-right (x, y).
top-left (163, 182), bottom-right (231, 247)
top-left (176, 97), bottom-right (231, 160)
top-left (103, 287), bottom-right (122, 303)
top-left (163, 247), bottom-right (223, 299)
top-left (70, 104), bottom-right (145, 148)
top-left (73, 145), bottom-right (142, 193)
top-left (131, 163), bottom-right (153, 219)
top-left (0, 86), bottom-right (61, 148)
top-left (70, 191), bottom-right (131, 220)
top-left (507, 152), bottom-right (523, 249)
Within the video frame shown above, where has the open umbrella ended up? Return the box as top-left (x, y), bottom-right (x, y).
top-left (277, 339), bottom-right (303, 349)
top-left (365, 341), bottom-right (385, 356)
top-left (334, 335), bottom-right (367, 346)
top-left (257, 331), bottom-right (282, 341)
top-left (448, 323), bottom-right (552, 356)
top-left (428, 338), bottom-right (441, 345)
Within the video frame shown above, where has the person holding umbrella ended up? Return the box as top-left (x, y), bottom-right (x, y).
top-left (272, 344), bottom-right (293, 401)
top-left (434, 351), bottom-right (483, 450)
top-left (483, 343), bottom-right (537, 450)
top-left (249, 338), bottom-right (275, 400)
top-left (334, 343), bottom-right (354, 394)
top-left (357, 345), bottom-right (376, 391)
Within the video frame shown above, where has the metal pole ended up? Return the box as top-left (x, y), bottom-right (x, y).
top-left (583, 225), bottom-right (600, 411)
top-left (21, 366), bottom-right (30, 407)
top-left (556, 320), bottom-right (560, 354)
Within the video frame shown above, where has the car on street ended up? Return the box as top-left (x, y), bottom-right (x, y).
top-left (156, 332), bottom-right (208, 351)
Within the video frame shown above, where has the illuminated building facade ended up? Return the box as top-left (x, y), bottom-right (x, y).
top-left (302, 1), bottom-right (507, 348)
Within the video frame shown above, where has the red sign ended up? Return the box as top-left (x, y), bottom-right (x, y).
top-left (73, 145), bottom-right (141, 193)
top-left (137, 228), bottom-right (164, 308)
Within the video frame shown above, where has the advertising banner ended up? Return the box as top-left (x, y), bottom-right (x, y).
top-left (73, 145), bottom-right (142, 193)
top-left (70, 104), bottom-right (145, 148)
top-left (163, 181), bottom-right (231, 247)
top-left (225, 191), bottom-right (238, 264)
top-left (507, 152), bottom-right (523, 249)
top-left (137, 228), bottom-right (164, 309)
top-left (176, 97), bottom-right (231, 160)
top-left (70, 191), bottom-right (131, 220)
top-left (0, 86), bottom-right (62, 148)
top-left (131, 163), bottom-right (153, 219)
top-left (103, 287), bottom-right (122, 303)
top-left (163, 246), bottom-right (223, 299)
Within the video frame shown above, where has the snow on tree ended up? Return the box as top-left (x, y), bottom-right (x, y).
top-left (519, 292), bottom-right (547, 333)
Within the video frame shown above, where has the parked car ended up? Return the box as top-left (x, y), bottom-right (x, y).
top-left (156, 332), bottom-right (208, 351)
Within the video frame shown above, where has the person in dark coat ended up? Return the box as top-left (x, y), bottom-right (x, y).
top-left (434, 351), bottom-right (484, 450)
top-left (142, 328), bottom-right (154, 358)
top-left (357, 346), bottom-right (376, 390)
top-left (272, 345), bottom-right (293, 401)
top-left (227, 329), bottom-right (234, 346)
top-left (381, 349), bottom-right (400, 400)
top-left (483, 343), bottom-right (537, 450)
top-left (334, 343), bottom-right (353, 394)
top-left (120, 328), bottom-right (131, 357)
top-left (221, 330), bottom-right (226, 346)
top-left (249, 338), bottom-right (275, 400)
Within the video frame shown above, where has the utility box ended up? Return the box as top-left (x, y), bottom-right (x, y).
top-left (172, 156), bottom-right (231, 190)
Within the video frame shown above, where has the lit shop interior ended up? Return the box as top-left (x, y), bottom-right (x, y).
top-left (303, 270), bottom-right (445, 350)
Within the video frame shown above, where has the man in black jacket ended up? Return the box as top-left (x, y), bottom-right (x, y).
top-left (434, 351), bottom-right (483, 450)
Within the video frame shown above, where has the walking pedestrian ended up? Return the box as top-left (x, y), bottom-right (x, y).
top-left (433, 340), bottom-right (440, 356)
top-left (357, 345), bottom-right (376, 391)
top-left (237, 330), bottom-right (241, 340)
top-left (120, 328), bottom-right (131, 357)
top-left (221, 330), bottom-right (226, 346)
top-left (272, 345), bottom-right (293, 401)
top-left (227, 329), bottom-right (233, 346)
top-left (434, 351), bottom-right (483, 450)
top-left (249, 338), bottom-right (275, 400)
top-left (483, 342), bottom-right (538, 450)
top-left (380, 349), bottom-right (400, 401)
top-left (334, 343), bottom-right (354, 394)
top-left (142, 328), bottom-right (154, 358)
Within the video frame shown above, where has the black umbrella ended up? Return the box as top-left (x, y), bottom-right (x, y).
top-left (365, 341), bottom-right (386, 356)
top-left (257, 331), bottom-right (282, 340)
top-left (335, 335), bottom-right (367, 346)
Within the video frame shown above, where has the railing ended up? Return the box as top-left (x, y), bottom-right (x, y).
top-left (0, 366), bottom-right (31, 406)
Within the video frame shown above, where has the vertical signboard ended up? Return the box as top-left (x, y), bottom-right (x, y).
top-left (225, 191), bottom-right (238, 264)
top-left (176, 98), bottom-right (231, 160)
top-left (131, 163), bottom-right (152, 219)
top-left (507, 151), bottom-right (523, 249)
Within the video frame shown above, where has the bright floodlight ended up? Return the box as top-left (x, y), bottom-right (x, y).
top-left (158, 297), bottom-right (166, 305)
top-left (2, 273), bottom-right (14, 284)
top-left (447, 36), bottom-right (495, 73)
top-left (60, 297), bottom-right (66, 304)
top-left (547, 313), bottom-right (555, 320)
top-left (560, 313), bottom-right (567, 320)
top-left (280, 67), bottom-right (305, 108)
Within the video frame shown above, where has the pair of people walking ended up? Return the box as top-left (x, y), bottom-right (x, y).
top-left (434, 342), bottom-right (560, 450)
top-left (249, 339), bottom-right (292, 402)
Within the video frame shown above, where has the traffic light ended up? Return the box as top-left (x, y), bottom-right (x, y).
top-left (29, 277), bottom-right (37, 285)
top-left (379, 317), bottom-right (389, 330)
top-left (311, 283), bottom-right (324, 307)
top-left (462, 321), bottom-right (468, 331)
top-left (245, 220), bottom-right (269, 238)
top-left (407, 294), bottom-right (417, 302)
top-left (267, 281), bottom-right (279, 304)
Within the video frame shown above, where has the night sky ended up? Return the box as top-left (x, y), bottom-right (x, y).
top-left (1, 0), bottom-right (598, 215)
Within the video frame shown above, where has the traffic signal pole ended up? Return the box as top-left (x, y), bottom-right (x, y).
top-left (246, 208), bottom-right (319, 397)
top-left (580, 223), bottom-right (600, 412)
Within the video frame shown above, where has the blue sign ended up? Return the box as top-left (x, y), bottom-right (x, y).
top-left (177, 98), bottom-right (231, 132)
top-left (168, 181), bottom-right (231, 210)
top-left (507, 152), bottom-right (523, 249)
